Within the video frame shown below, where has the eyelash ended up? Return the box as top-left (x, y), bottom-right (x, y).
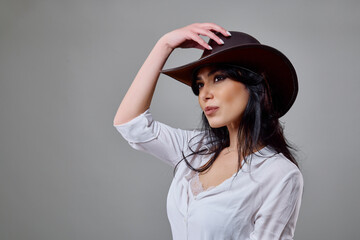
top-left (214, 74), bottom-right (226, 82)
top-left (196, 75), bottom-right (226, 89)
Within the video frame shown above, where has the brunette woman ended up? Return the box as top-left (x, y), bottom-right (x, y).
top-left (113, 23), bottom-right (303, 240)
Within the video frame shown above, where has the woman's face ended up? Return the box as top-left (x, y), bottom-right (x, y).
top-left (195, 66), bottom-right (250, 129)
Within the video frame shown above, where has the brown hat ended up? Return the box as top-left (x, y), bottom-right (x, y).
top-left (161, 31), bottom-right (298, 117)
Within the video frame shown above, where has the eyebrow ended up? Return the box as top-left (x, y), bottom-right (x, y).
top-left (195, 69), bottom-right (223, 81)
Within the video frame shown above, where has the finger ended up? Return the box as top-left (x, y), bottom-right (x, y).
top-left (199, 22), bottom-right (231, 37)
top-left (194, 28), bottom-right (225, 45)
top-left (193, 44), bottom-right (206, 50)
top-left (188, 32), bottom-right (212, 50)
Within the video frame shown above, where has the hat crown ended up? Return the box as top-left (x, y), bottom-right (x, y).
top-left (201, 31), bottom-right (261, 59)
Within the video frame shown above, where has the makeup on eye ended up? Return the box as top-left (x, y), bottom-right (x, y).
top-left (195, 73), bottom-right (228, 89)
top-left (196, 82), bottom-right (204, 89)
top-left (214, 74), bottom-right (227, 82)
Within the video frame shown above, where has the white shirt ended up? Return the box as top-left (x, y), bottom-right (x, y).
top-left (114, 109), bottom-right (303, 240)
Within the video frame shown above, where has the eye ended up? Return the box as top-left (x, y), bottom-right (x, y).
top-left (214, 74), bottom-right (226, 82)
top-left (196, 82), bottom-right (204, 89)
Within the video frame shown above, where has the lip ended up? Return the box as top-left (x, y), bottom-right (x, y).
top-left (204, 106), bottom-right (219, 115)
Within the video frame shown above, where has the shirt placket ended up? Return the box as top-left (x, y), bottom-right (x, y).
top-left (183, 170), bottom-right (196, 240)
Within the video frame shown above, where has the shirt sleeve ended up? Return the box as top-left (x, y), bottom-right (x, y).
top-left (249, 166), bottom-right (304, 240)
top-left (113, 109), bottom-right (204, 167)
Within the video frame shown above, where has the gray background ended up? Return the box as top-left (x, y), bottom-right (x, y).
top-left (1, 0), bottom-right (359, 239)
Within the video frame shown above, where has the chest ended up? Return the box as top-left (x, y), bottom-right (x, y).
top-left (166, 164), bottom-right (263, 239)
top-left (198, 151), bottom-right (240, 190)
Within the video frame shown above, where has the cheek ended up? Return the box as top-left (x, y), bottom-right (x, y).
top-left (223, 83), bottom-right (248, 101)
top-left (198, 96), bottom-right (204, 109)
top-left (222, 86), bottom-right (249, 114)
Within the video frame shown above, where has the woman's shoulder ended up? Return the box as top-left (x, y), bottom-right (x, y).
top-left (114, 108), bottom-right (204, 142)
top-left (252, 147), bottom-right (302, 183)
top-left (270, 153), bottom-right (300, 174)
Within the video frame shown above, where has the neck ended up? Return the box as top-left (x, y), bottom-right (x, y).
top-left (227, 123), bottom-right (239, 151)
top-left (226, 123), bottom-right (264, 155)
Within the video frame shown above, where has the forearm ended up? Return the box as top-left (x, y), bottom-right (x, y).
top-left (113, 37), bottom-right (173, 125)
top-left (113, 23), bottom-right (228, 125)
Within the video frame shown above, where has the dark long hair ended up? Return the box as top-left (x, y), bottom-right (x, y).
top-left (174, 63), bottom-right (298, 176)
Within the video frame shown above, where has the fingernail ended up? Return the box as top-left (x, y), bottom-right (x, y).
top-left (208, 45), bottom-right (213, 50)
top-left (226, 31), bottom-right (231, 36)
top-left (219, 39), bottom-right (224, 44)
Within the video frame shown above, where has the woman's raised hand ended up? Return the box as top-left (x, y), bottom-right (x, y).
top-left (160, 23), bottom-right (231, 51)
top-left (114, 23), bottom-right (230, 125)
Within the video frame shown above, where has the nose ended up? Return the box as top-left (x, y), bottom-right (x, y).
top-left (199, 84), bottom-right (214, 102)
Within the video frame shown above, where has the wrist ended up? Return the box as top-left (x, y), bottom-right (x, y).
top-left (157, 34), bottom-right (175, 53)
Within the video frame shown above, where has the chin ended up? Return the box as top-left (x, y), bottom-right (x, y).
top-left (208, 120), bottom-right (226, 129)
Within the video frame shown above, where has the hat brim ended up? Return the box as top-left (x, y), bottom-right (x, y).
top-left (161, 44), bottom-right (298, 117)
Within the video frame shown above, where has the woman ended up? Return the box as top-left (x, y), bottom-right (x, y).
top-left (113, 23), bottom-right (303, 240)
